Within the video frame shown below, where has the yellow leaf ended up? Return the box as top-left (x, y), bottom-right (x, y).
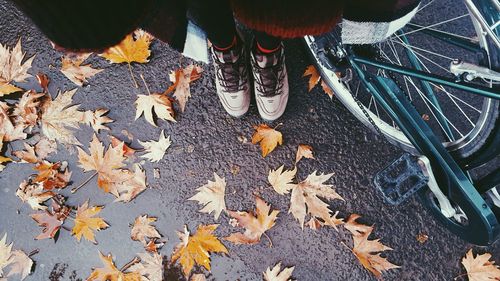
top-left (263, 262), bottom-right (295, 281)
top-left (303, 65), bottom-right (320, 92)
top-left (225, 196), bottom-right (279, 245)
top-left (344, 214), bottom-right (374, 237)
top-left (60, 53), bottom-right (103, 86)
top-left (171, 224), bottom-right (228, 278)
top-left (87, 252), bottom-right (141, 281)
top-left (130, 215), bottom-right (161, 246)
top-left (0, 83), bottom-right (21, 96)
top-left (295, 144), bottom-right (314, 164)
top-left (72, 200), bottom-right (109, 243)
top-left (268, 165), bottom-right (296, 195)
top-left (252, 124), bottom-right (283, 157)
top-left (461, 249), bottom-right (500, 281)
top-left (188, 172), bottom-right (227, 220)
top-left (100, 31), bottom-right (151, 64)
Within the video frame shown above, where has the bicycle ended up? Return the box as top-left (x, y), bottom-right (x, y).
top-left (305, 0), bottom-right (500, 245)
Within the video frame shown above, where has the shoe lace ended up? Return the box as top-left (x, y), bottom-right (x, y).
top-left (252, 52), bottom-right (285, 98)
top-left (213, 49), bottom-right (248, 93)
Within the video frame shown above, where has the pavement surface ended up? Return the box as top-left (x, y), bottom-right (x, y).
top-left (0, 1), bottom-right (499, 281)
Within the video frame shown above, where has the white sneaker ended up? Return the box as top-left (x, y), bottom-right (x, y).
top-left (210, 43), bottom-right (251, 118)
top-left (250, 43), bottom-right (289, 121)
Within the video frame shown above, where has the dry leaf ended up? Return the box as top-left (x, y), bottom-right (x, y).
top-left (188, 172), bottom-right (226, 220)
top-left (82, 109), bottom-right (113, 133)
top-left (16, 180), bottom-right (54, 210)
top-left (36, 73), bottom-right (49, 93)
top-left (131, 215), bottom-right (161, 246)
top-left (113, 164), bottom-right (147, 203)
top-left (135, 94), bottom-right (175, 126)
top-left (101, 30), bottom-right (152, 64)
top-left (12, 90), bottom-right (44, 130)
top-left (171, 224), bottom-right (228, 278)
top-left (60, 53), bottom-right (103, 86)
top-left (295, 144), bottom-right (314, 164)
top-left (87, 252), bottom-right (141, 281)
top-left (252, 124), bottom-right (283, 157)
top-left (167, 64), bottom-right (203, 112)
top-left (0, 137), bottom-right (12, 171)
top-left (0, 39), bottom-right (34, 96)
top-left (351, 229), bottom-right (400, 278)
top-left (0, 102), bottom-right (27, 142)
top-left (225, 196), bottom-right (279, 245)
top-left (461, 249), bottom-right (500, 281)
top-left (416, 233), bottom-right (429, 244)
top-left (13, 143), bottom-right (37, 163)
top-left (31, 203), bottom-right (70, 240)
top-left (35, 137), bottom-right (57, 159)
top-left (33, 161), bottom-right (71, 190)
top-left (268, 165), bottom-right (297, 195)
top-left (320, 80), bottom-right (334, 99)
top-left (138, 130), bottom-right (171, 163)
top-left (72, 200), bottom-right (109, 243)
top-left (110, 136), bottom-right (136, 157)
top-left (5, 250), bottom-right (33, 280)
top-left (191, 274), bottom-right (206, 281)
top-left (77, 134), bottom-right (128, 194)
top-left (128, 252), bottom-right (163, 281)
top-left (289, 171), bottom-right (343, 229)
top-left (306, 218), bottom-right (323, 230)
top-left (0, 234), bottom-right (12, 277)
top-left (303, 65), bottom-right (320, 92)
top-left (344, 214), bottom-right (373, 237)
top-left (263, 262), bottom-right (295, 281)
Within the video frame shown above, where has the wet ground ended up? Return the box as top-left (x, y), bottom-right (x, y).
top-left (0, 1), bottom-right (499, 280)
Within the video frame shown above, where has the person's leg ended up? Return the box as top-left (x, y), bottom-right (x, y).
top-left (250, 31), bottom-right (289, 121)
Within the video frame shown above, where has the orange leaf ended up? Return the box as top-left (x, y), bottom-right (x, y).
top-left (252, 124), bottom-right (283, 157)
top-left (303, 65), bottom-right (321, 92)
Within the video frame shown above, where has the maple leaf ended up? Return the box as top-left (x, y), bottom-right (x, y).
top-left (171, 224), bottom-right (228, 278)
top-left (191, 274), bottom-right (206, 281)
top-left (13, 143), bottom-right (38, 163)
top-left (135, 94), bottom-right (175, 126)
top-left (351, 229), bottom-right (400, 278)
top-left (34, 137), bottom-right (57, 160)
top-left (268, 165), bottom-right (297, 195)
top-left (113, 164), bottom-right (147, 203)
top-left (0, 137), bottom-right (12, 171)
top-left (0, 39), bottom-right (34, 96)
top-left (263, 262), bottom-right (295, 281)
top-left (16, 180), bottom-right (55, 210)
top-left (36, 73), bottom-right (49, 93)
top-left (5, 250), bottom-right (33, 280)
top-left (461, 249), bottom-right (500, 281)
top-left (321, 80), bottom-right (334, 99)
top-left (138, 130), bottom-right (171, 163)
top-left (87, 252), bottom-right (141, 281)
top-left (289, 171), bottom-right (343, 229)
top-left (225, 196), bottom-right (279, 245)
top-left (33, 161), bottom-right (72, 190)
top-left (60, 53), bottom-right (103, 86)
top-left (110, 136), bottom-right (136, 157)
top-left (12, 90), bottom-right (44, 130)
top-left (82, 109), bottom-right (113, 133)
top-left (31, 204), bottom-right (70, 240)
top-left (295, 144), bottom-right (314, 164)
top-left (128, 252), bottom-right (163, 281)
top-left (188, 172), bottom-right (227, 220)
top-left (72, 200), bottom-right (109, 243)
top-left (167, 64), bottom-right (203, 112)
top-left (14, 138), bottom-right (57, 164)
top-left (0, 102), bottom-right (27, 142)
top-left (303, 65), bottom-right (321, 92)
top-left (0, 234), bottom-right (12, 277)
top-left (40, 89), bottom-right (85, 145)
top-left (344, 214), bottom-right (373, 237)
top-left (77, 134), bottom-right (127, 193)
top-left (131, 215), bottom-right (161, 246)
top-left (252, 124), bottom-right (283, 157)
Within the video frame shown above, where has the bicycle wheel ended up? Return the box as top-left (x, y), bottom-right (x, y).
top-left (305, 0), bottom-right (499, 162)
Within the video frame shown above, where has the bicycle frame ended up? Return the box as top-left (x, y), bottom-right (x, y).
top-left (345, 0), bottom-right (500, 244)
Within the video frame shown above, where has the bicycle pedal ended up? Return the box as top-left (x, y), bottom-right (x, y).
top-left (374, 153), bottom-right (429, 205)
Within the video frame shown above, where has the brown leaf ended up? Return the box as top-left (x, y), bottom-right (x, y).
top-left (110, 136), bottom-right (136, 157)
top-left (131, 215), bottom-right (161, 246)
top-left (60, 53), bottom-right (103, 86)
top-left (416, 233), bottom-right (429, 244)
top-left (167, 64), bottom-right (203, 112)
top-left (16, 180), bottom-right (55, 210)
top-left (33, 161), bottom-right (71, 190)
top-left (225, 196), bottom-right (279, 245)
top-left (0, 102), bottom-right (27, 142)
top-left (252, 124), bottom-right (283, 157)
top-left (461, 249), bottom-right (500, 281)
top-left (0, 39), bottom-right (34, 97)
top-left (344, 214), bottom-right (373, 237)
top-left (30, 205), bottom-right (70, 240)
top-left (295, 144), bottom-right (314, 164)
top-left (303, 65), bottom-right (321, 92)
top-left (13, 143), bottom-right (38, 163)
top-left (34, 137), bottom-right (57, 160)
top-left (321, 80), bottom-right (334, 99)
top-left (36, 73), bottom-right (49, 93)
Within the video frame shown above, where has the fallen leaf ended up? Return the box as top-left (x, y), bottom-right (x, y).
top-left (225, 196), bottom-right (279, 245)
top-left (0, 39), bottom-right (34, 96)
top-left (16, 180), bottom-right (54, 210)
top-left (306, 218), bottom-right (323, 230)
top-left (461, 249), bottom-right (500, 281)
top-left (113, 164), bottom-right (147, 203)
top-left (30, 203), bottom-right (70, 240)
top-left (36, 73), bottom-right (49, 93)
top-left (321, 80), bottom-right (334, 99)
top-left (344, 214), bottom-right (373, 237)
top-left (289, 171), bottom-right (343, 229)
top-left (12, 90), bottom-right (44, 130)
top-left (303, 65), bottom-right (320, 92)
top-left (416, 233), bottom-right (429, 244)
top-left (33, 161), bottom-right (71, 190)
top-left (263, 262), bottom-right (295, 281)
top-left (0, 137), bottom-right (12, 171)
top-left (295, 144), bottom-right (314, 164)
top-left (0, 102), bottom-right (27, 142)
top-left (0, 234), bottom-right (13, 277)
top-left (87, 252), bottom-right (141, 281)
top-left (100, 30), bottom-right (152, 64)
top-left (138, 130), bottom-right (171, 163)
top-left (191, 274), bottom-right (206, 281)
top-left (252, 124), bottom-right (283, 157)
top-left (131, 215), bottom-right (161, 246)
top-left (188, 172), bottom-right (226, 220)
top-left (128, 252), bottom-right (163, 281)
top-left (351, 229), bottom-right (400, 278)
top-left (135, 94), bottom-right (175, 126)
top-left (167, 64), bottom-right (203, 112)
top-left (82, 109), bottom-right (113, 133)
top-left (144, 239), bottom-right (164, 254)
top-left (110, 136), bottom-right (136, 157)
top-left (171, 224), bottom-right (228, 278)
top-left (13, 143), bottom-right (37, 163)
top-left (72, 200), bottom-right (109, 243)
top-left (34, 137), bottom-right (57, 160)
top-left (60, 53), bottom-right (103, 86)
top-left (77, 134), bottom-right (128, 194)
top-left (268, 165), bottom-right (297, 195)
top-left (5, 250), bottom-right (33, 280)
top-left (14, 138), bottom-right (57, 163)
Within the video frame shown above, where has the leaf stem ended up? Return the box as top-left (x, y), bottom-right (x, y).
top-left (71, 172), bottom-right (98, 193)
top-left (140, 74), bottom-right (151, 95)
top-left (120, 256), bottom-right (141, 272)
top-left (28, 249), bottom-right (39, 257)
top-left (128, 63), bottom-right (138, 88)
top-left (263, 232), bottom-right (273, 248)
top-left (273, 123), bottom-right (283, 130)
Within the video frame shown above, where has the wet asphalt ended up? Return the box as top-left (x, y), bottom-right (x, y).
top-left (0, 1), bottom-right (499, 280)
